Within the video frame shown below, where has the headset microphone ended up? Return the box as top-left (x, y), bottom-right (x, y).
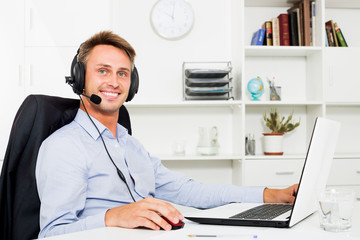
top-left (81, 93), bottom-right (102, 105)
top-left (65, 76), bottom-right (102, 104)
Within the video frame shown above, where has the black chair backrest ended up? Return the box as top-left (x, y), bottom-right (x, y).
top-left (0, 94), bottom-right (131, 240)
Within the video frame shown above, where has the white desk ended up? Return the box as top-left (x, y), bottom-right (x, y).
top-left (42, 202), bottom-right (360, 240)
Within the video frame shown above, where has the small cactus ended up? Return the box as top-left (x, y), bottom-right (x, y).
top-left (263, 108), bottom-right (300, 133)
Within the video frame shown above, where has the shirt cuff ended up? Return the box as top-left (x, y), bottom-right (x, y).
top-left (227, 186), bottom-right (266, 203)
top-left (85, 210), bottom-right (107, 230)
top-left (242, 186), bottom-right (266, 203)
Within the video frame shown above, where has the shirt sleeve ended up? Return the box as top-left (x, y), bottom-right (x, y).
top-left (35, 133), bottom-right (106, 238)
top-left (151, 156), bottom-right (265, 209)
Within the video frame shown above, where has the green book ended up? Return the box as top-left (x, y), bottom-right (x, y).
top-left (334, 22), bottom-right (348, 47)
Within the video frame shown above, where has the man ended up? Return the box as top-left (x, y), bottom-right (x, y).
top-left (35, 31), bottom-right (298, 238)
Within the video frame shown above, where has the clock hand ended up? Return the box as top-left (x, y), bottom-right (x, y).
top-left (161, 9), bottom-right (174, 19)
top-left (171, 1), bottom-right (176, 20)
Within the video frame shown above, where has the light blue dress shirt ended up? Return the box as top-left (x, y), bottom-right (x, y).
top-left (35, 109), bottom-right (265, 238)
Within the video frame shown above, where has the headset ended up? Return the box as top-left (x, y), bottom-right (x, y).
top-left (66, 47), bottom-right (139, 102)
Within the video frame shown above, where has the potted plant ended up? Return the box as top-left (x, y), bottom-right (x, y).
top-left (263, 108), bottom-right (300, 155)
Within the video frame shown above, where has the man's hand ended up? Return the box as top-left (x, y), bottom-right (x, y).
top-left (105, 197), bottom-right (183, 231)
top-left (263, 184), bottom-right (299, 203)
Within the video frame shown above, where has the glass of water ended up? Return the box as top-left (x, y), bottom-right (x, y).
top-left (318, 188), bottom-right (356, 232)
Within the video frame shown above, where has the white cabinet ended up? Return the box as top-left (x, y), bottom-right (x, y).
top-left (241, 158), bottom-right (304, 188)
top-left (328, 158), bottom-right (360, 186)
top-left (325, 48), bottom-right (360, 103)
top-left (0, 0), bottom-right (24, 159)
top-left (25, 0), bottom-right (115, 46)
top-left (323, 2), bottom-right (360, 157)
top-left (23, 0), bottom-right (117, 98)
top-left (0, 0), bottom-right (117, 159)
top-left (24, 47), bottom-right (77, 98)
top-left (327, 158), bottom-right (360, 201)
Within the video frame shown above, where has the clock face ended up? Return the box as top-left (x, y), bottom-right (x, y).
top-left (150, 0), bottom-right (194, 40)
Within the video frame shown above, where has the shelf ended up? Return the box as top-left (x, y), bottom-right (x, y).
top-left (245, 46), bottom-right (322, 57)
top-left (326, 0), bottom-right (360, 9)
top-left (244, 0), bottom-right (298, 8)
top-left (245, 0), bottom-right (360, 9)
top-left (245, 154), bottom-right (306, 160)
top-left (245, 101), bottom-right (323, 106)
top-left (334, 153), bottom-right (360, 159)
top-left (127, 101), bottom-right (325, 108)
top-left (244, 153), bottom-right (360, 161)
top-left (157, 154), bottom-right (242, 161)
top-left (125, 100), bottom-right (242, 108)
top-left (326, 102), bottom-right (360, 107)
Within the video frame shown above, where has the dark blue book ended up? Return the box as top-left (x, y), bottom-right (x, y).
top-left (251, 29), bottom-right (265, 46)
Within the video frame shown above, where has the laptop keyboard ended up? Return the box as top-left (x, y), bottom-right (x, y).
top-left (230, 204), bottom-right (293, 220)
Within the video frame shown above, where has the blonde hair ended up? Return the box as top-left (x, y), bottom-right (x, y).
top-left (78, 30), bottom-right (136, 69)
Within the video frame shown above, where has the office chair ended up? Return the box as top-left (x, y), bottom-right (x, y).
top-left (0, 94), bottom-right (132, 240)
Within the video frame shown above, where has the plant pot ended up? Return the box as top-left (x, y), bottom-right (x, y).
top-left (263, 133), bottom-right (284, 155)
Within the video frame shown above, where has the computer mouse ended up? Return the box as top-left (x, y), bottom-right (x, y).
top-left (161, 217), bottom-right (185, 230)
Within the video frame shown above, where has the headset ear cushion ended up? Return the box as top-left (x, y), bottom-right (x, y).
top-left (72, 61), bottom-right (85, 95)
top-left (126, 66), bottom-right (139, 102)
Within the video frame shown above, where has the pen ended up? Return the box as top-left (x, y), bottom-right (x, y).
top-left (188, 234), bottom-right (258, 238)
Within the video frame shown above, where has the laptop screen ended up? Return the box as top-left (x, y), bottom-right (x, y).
top-left (289, 117), bottom-right (340, 227)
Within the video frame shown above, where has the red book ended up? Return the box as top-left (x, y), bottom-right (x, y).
top-left (264, 21), bottom-right (273, 46)
top-left (278, 13), bottom-right (290, 46)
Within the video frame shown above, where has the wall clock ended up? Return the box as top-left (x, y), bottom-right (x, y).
top-left (150, 0), bottom-right (194, 40)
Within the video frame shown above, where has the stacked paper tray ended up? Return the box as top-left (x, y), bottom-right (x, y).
top-left (184, 66), bottom-right (233, 100)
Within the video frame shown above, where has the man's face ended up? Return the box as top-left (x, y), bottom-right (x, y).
top-left (84, 44), bottom-right (131, 115)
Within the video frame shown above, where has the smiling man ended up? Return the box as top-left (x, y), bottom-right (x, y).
top-left (35, 31), bottom-right (298, 238)
top-left (79, 43), bottom-right (132, 135)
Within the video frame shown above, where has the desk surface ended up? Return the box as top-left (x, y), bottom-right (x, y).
top-left (42, 202), bottom-right (360, 240)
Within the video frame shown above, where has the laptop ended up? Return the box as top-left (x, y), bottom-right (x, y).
top-left (185, 117), bottom-right (341, 228)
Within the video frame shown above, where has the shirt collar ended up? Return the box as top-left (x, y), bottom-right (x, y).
top-left (74, 109), bottom-right (128, 141)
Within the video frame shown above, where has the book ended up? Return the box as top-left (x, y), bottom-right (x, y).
top-left (251, 29), bottom-right (265, 46)
top-left (288, 11), bottom-right (299, 46)
top-left (287, 6), bottom-right (302, 46)
top-left (331, 20), bottom-right (339, 46)
top-left (325, 20), bottom-right (337, 47)
top-left (325, 21), bottom-right (335, 47)
top-left (327, 20), bottom-right (339, 46)
top-left (324, 29), bottom-right (329, 47)
top-left (298, 3), bottom-right (304, 46)
top-left (278, 13), bottom-right (290, 46)
top-left (264, 21), bottom-right (273, 46)
top-left (272, 17), bottom-right (280, 46)
top-left (310, 1), bottom-right (316, 46)
top-left (334, 22), bottom-right (348, 47)
top-left (338, 26), bottom-right (348, 47)
top-left (301, 0), bottom-right (311, 46)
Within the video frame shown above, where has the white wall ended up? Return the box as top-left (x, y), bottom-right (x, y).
top-left (113, 0), bottom-right (233, 103)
